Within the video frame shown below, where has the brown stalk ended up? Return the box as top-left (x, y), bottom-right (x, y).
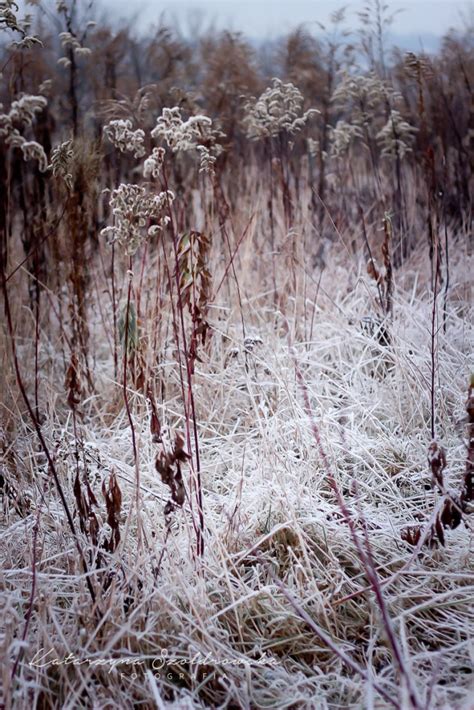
top-left (1, 271), bottom-right (97, 606)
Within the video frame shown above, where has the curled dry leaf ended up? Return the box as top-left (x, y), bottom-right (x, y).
top-left (65, 353), bottom-right (82, 410)
top-left (155, 434), bottom-right (190, 515)
top-left (101, 472), bottom-right (122, 553)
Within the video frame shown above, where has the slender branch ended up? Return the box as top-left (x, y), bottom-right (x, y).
top-left (122, 257), bottom-right (142, 547)
top-left (2, 270), bottom-right (97, 605)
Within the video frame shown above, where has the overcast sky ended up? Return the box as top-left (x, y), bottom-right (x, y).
top-left (96, 0), bottom-right (471, 39)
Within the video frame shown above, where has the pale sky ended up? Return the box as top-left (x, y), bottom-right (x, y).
top-left (97, 0), bottom-right (471, 39)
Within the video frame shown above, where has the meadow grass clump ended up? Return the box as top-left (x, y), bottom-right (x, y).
top-left (1, 2), bottom-right (473, 708)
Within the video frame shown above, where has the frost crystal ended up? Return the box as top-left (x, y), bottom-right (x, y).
top-left (0, 93), bottom-right (48, 171)
top-left (20, 140), bottom-right (48, 171)
top-left (10, 34), bottom-right (42, 49)
top-left (103, 119), bottom-right (146, 159)
top-left (332, 72), bottom-right (400, 123)
top-left (143, 147), bottom-right (166, 180)
top-left (50, 139), bottom-right (74, 188)
top-left (8, 94), bottom-right (47, 127)
top-left (152, 108), bottom-right (211, 151)
top-left (57, 56), bottom-right (71, 69)
top-left (329, 120), bottom-right (364, 158)
top-left (329, 72), bottom-right (410, 156)
top-left (151, 107), bottom-right (223, 173)
top-left (1, 0), bottom-right (41, 42)
top-left (101, 183), bottom-right (174, 255)
top-left (243, 78), bottom-right (319, 140)
top-left (0, 0), bottom-right (21, 32)
top-left (58, 31), bottom-right (92, 62)
top-left (376, 110), bottom-right (418, 160)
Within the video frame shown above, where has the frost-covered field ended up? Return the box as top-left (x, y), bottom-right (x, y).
top-left (1, 1), bottom-right (474, 707)
top-left (2, 230), bottom-right (473, 708)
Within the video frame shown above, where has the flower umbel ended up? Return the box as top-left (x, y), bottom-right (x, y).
top-left (101, 183), bottom-right (174, 255)
top-left (103, 119), bottom-right (146, 159)
top-left (376, 109), bottom-right (418, 161)
top-left (243, 78), bottom-right (319, 140)
top-left (151, 107), bottom-right (223, 173)
top-left (0, 93), bottom-right (48, 171)
top-left (143, 146), bottom-right (166, 180)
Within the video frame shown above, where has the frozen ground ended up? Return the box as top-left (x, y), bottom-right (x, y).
top-left (1, 229), bottom-right (473, 709)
